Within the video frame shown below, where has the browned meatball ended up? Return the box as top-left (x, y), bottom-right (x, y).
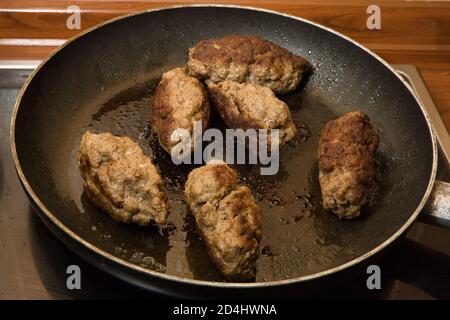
top-left (187, 35), bottom-right (309, 94)
top-left (184, 162), bottom-right (262, 280)
top-left (78, 131), bottom-right (169, 226)
top-left (207, 81), bottom-right (297, 145)
top-left (318, 111), bottom-right (379, 219)
top-left (152, 67), bottom-right (210, 154)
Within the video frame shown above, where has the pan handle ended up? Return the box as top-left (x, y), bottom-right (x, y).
top-left (418, 180), bottom-right (450, 228)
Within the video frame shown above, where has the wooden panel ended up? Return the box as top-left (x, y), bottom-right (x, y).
top-left (0, 45), bottom-right (58, 60)
top-left (420, 70), bottom-right (450, 129)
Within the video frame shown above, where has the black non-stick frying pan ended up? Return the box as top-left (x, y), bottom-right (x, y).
top-left (10, 5), bottom-right (450, 298)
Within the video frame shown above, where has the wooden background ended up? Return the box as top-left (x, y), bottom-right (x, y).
top-left (1, 0), bottom-right (449, 129)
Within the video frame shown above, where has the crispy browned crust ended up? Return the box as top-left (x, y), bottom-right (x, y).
top-left (188, 35), bottom-right (310, 94)
top-left (184, 163), bottom-right (262, 281)
top-left (207, 81), bottom-right (297, 145)
top-left (78, 131), bottom-right (169, 226)
top-left (208, 82), bottom-right (261, 131)
top-left (152, 67), bottom-right (210, 154)
top-left (318, 111), bottom-right (379, 218)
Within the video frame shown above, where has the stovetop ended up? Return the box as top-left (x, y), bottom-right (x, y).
top-left (0, 63), bottom-right (449, 299)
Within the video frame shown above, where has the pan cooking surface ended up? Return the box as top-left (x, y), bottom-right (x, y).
top-left (51, 76), bottom-right (390, 282)
top-left (13, 6), bottom-right (435, 283)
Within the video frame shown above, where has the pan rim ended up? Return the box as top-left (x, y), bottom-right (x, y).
top-left (10, 4), bottom-right (438, 289)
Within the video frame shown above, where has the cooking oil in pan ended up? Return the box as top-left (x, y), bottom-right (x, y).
top-left (61, 78), bottom-right (383, 282)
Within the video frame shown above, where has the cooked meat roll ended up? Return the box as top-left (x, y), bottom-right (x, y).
top-left (187, 35), bottom-right (309, 94)
top-left (318, 111), bottom-right (379, 219)
top-left (207, 81), bottom-right (297, 145)
top-left (78, 131), bottom-right (169, 226)
top-left (152, 67), bottom-right (210, 154)
top-left (184, 162), bottom-right (262, 280)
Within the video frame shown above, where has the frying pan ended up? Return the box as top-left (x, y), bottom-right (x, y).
top-left (10, 5), bottom-right (450, 298)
